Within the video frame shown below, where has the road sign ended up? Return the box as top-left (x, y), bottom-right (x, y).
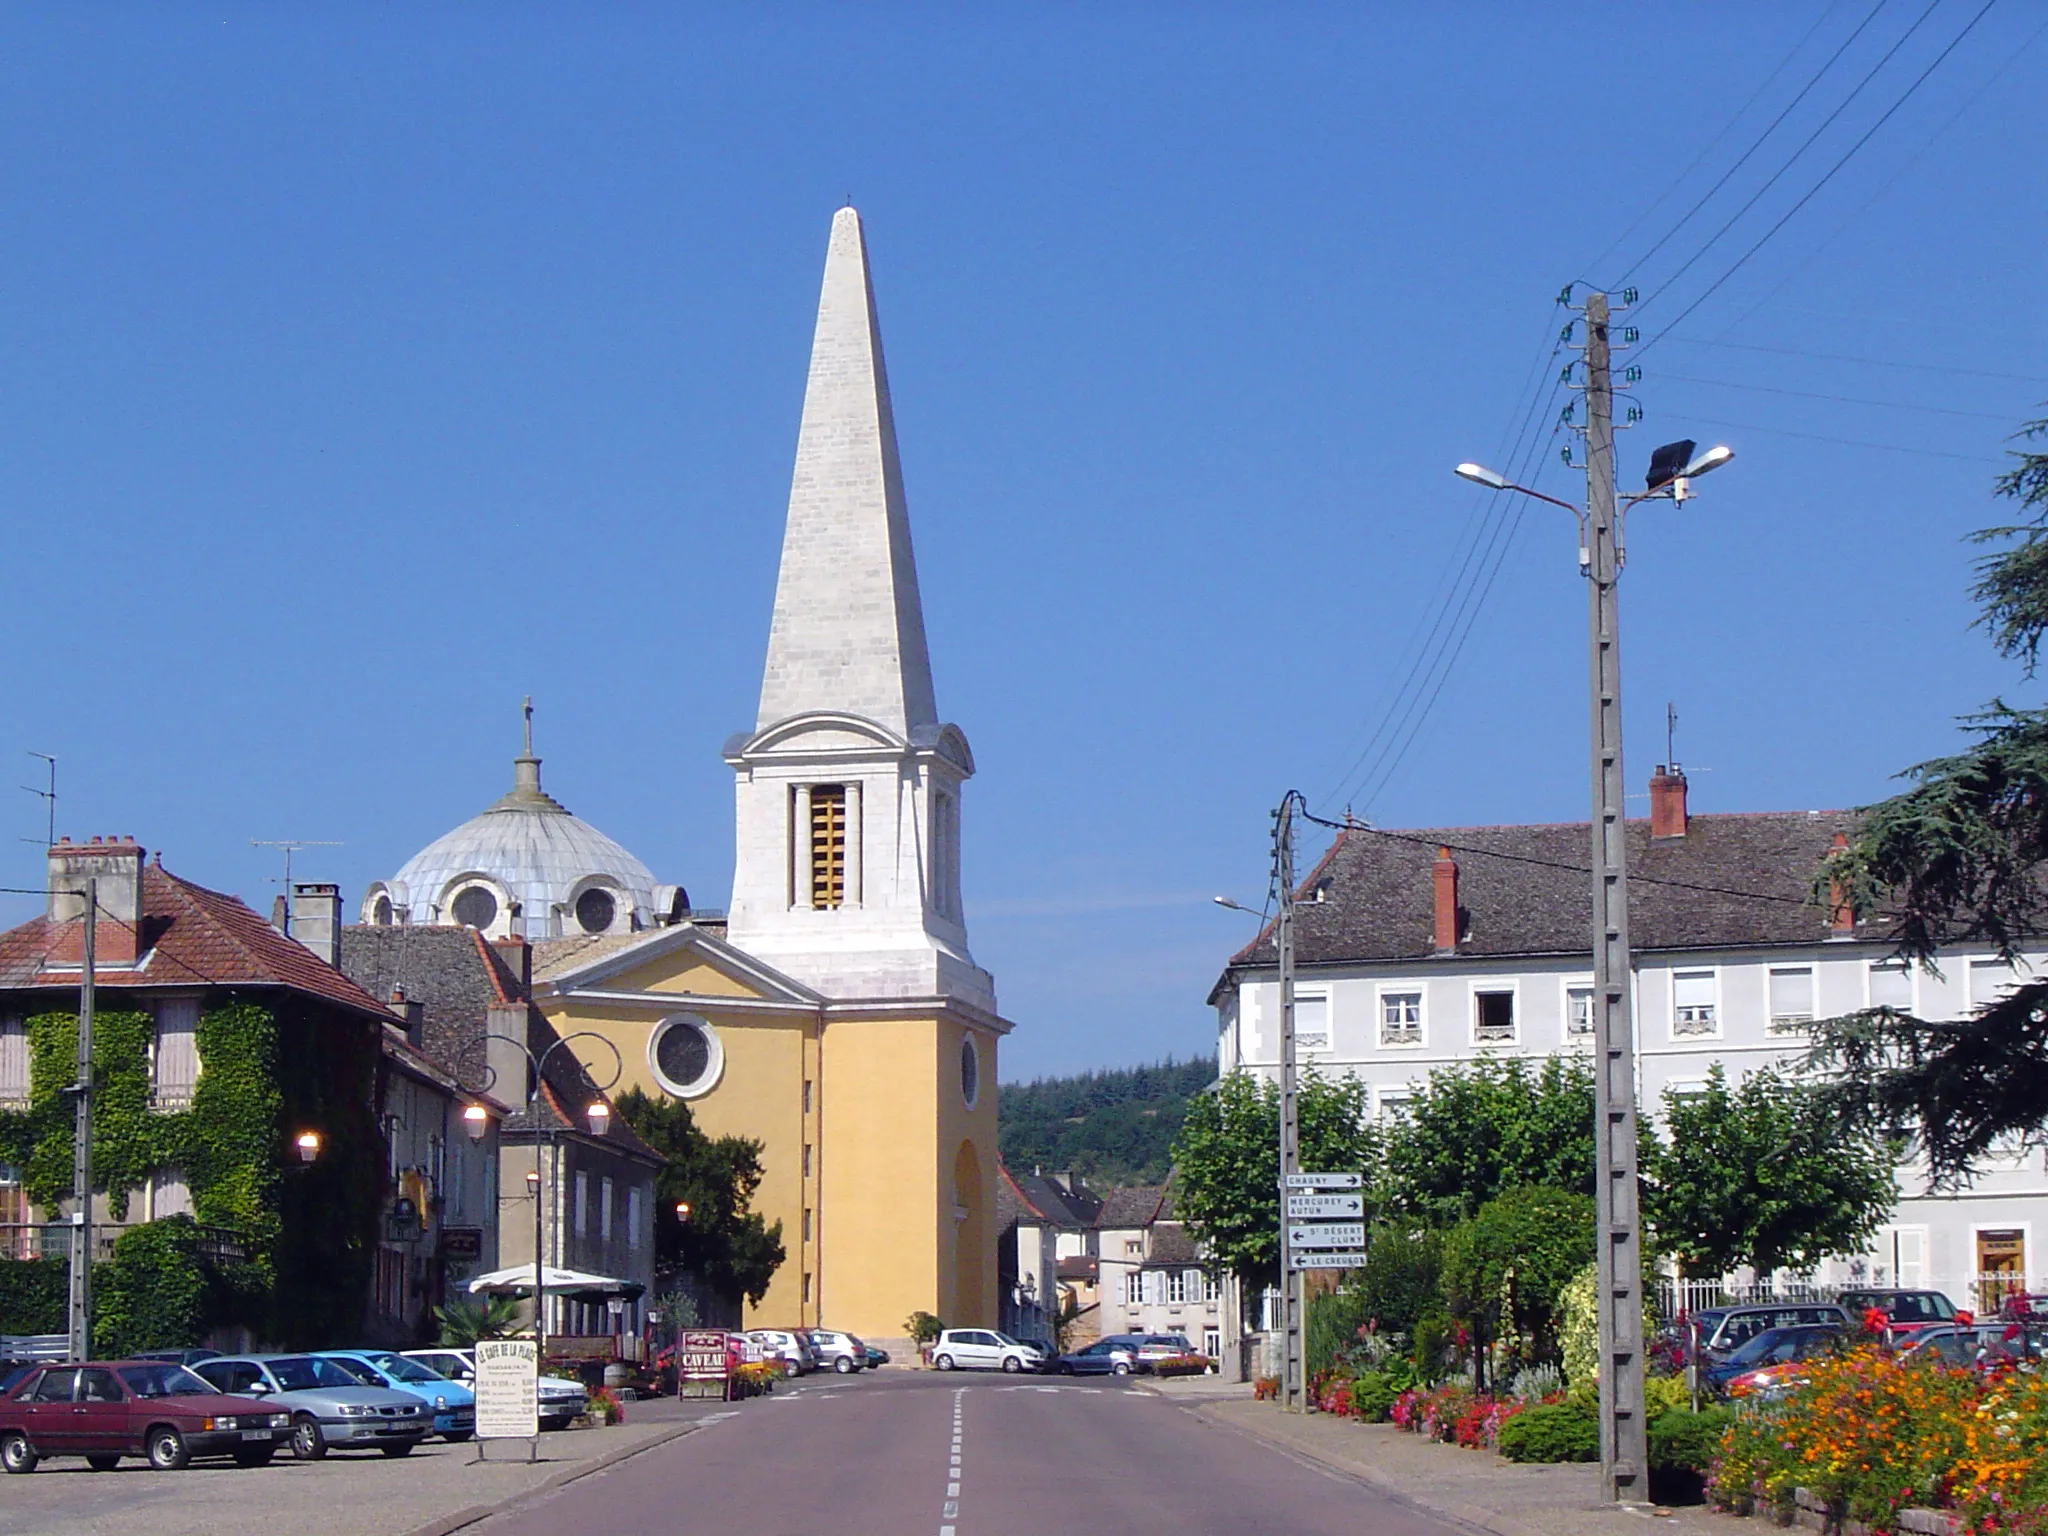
top-left (474, 1339), bottom-right (539, 1439)
top-left (1290, 1251), bottom-right (1368, 1270)
top-left (1288, 1222), bottom-right (1367, 1249)
top-left (1285, 1193), bottom-right (1364, 1219)
top-left (1282, 1172), bottom-right (1363, 1190)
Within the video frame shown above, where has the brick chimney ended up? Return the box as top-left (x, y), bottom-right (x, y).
top-left (492, 934), bottom-right (532, 996)
top-left (389, 986), bottom-right (426, 1049)
top-left (46, 837), bottom-right (145, 964)
top-left (289, 882), bottom-right (342, 969)
top-left (1432, 845), bottom-right (1460, 953)
top-left (1649, 765), bottom-right (1689, 838)
top-left (1827, 831), bottom-right (1855, 935)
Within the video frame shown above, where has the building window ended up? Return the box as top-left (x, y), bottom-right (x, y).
top-left (451, 885), bottom-right (498, 931)
top-left (961, 1036), bottom-right (980, 1108)
top-left (1377, 1088), bottom-right (1414, 1122)
top-left (1672, 970), bottom-right (1718, 1036)
top-left (1204, 1327), bottom-right (1221, 1359)
top-left (802, 1273), bottom-right (813, 1305)
top-left (1205, 1271), bottom-right (1221, 1302)
top-left (1125, 1239), bottom-right (1142, 1257)
top-left (809, 784), bottom-right (847, 909)
top-left (1123, 1271), bottom-right (1143, 1306)
top-left (1566, 985), bottom-right (1594, 1038)
top-left (1165, 1270), bottom-right (1186, 1304)
top-left (1379, 990), bottom-right (1421, 1046)
top-left (803, 1143), bottom-right (813, 1178)
top-left (803, 1079), bottom-right (813, 1114)
top-left (649, 1015), bottom-right (723, 1098)
top-left (626, 1187), bottom-right (644, 1252)
top-left (1473, 988), bottom-right (1515, 1044)
top-left (0, 1018), bottom-right (26, 1104)
top-left (600, 1177), bottom-right (615, 1242)
top-left (1869, 960), bottom-right (1913, 1011)
top-left (1768, 967), bottom-right (1815, 1034)
top-left (1294, 991), bottom-right (1331, 1052)
top-left (575, 887), bottom-right (618, 935)
top-left (151, 999), bottom-right (201, 1107)
top-left (372, 895), bottom-right (395, 926)
top-left (575, 1172), bottom-right (590, 1239)
top-left (932, 788), bottom-right (959, 919)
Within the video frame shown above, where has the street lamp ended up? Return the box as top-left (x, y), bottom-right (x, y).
top-left (295, 1131), bottom-right (322, 1165)
top-left (586, 1100), bottom-right (610, 1137)
top-left (674, 1202), bottom-right (691, 1221)
top-left (462, 1104), bottom-right (489, 1143)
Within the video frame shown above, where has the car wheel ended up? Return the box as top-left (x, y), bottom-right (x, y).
top-left (933, 1353), bottom-right (955, 1372)
top-left (442, 1431), bottom-right (474, 1444)
top-left (834, 1356), bottom-right (855, 1374)
top-left (380, 1443), bottom-right (414, 1458)
top-left (1112, 1361), bottom-right (1131, 1376)
top-left (1002, 1355), bottom-right (1022, 1373)
top-left (291, 1416), bottom-right (328, 1461)
top-left (1, 1431), bottom-right (39, 1475)
top-left (86, 1454), bottom-right (121, 1472)
top-left (782, 1359), bottom-right (800, 1379)
top-left (146, 1426), bottom-right (190, 1472)
top-left (231, 1447), bottom-right (275, 1469)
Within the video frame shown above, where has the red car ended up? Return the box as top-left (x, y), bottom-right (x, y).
top-left (1834, 1288), bottom-right (1959, 1342)
top-left (0, 1360), bottom-right (288, 1473)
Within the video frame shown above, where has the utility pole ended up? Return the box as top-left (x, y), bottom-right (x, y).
top-left (1274, 794), bottom-right (1302, 1412)
top-left (67, 878), bottom-right (96, 1362)
top-left (1582, 291), bottom-right (1649, 1502)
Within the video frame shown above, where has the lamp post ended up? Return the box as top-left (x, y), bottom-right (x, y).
top-left (456, 1029), bottom-right (621, 1370)
top-left (1455, 396), bottom-right (1732, 1498)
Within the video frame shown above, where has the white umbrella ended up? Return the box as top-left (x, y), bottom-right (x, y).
top-left (468, 1264), bottom-right (639, 1296)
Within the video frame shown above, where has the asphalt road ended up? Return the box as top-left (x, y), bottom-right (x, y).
top-left (482, 1371), bottom-right (1465, 1536)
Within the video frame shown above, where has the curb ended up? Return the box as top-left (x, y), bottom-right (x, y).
top-left (397, 1420), bottom-right (707, 1536)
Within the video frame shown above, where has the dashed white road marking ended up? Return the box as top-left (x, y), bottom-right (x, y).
top-left (940, 1387), bottom-right (967, 1535)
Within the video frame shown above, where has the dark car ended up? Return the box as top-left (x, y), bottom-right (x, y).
top-left (1904, 1323), bottom-right (2048, 1371)
top-left (1835, 1288), bottom-right (1958, 1339)
top-left (862, 1344), bottom-right (891, 1370)
top-left (1703, 1324), bottom-right (1847, 1396)
top-left (130, 1348), bottom-right (223, 1367)
top-left (0, 1361), bottom-right (288, 1473)
top-left (1050, 1337), bottom-right (1143, 1376)
top-left (1699, 1303), bottom-right (1852, 1360)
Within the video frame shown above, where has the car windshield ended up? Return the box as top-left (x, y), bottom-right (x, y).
top-left (1892, 1293), bottom-right (1956, 1322)
top-left (991, 1333), bottom-right (1019, 1347)
top-left (325, 1357), bottom-right (387, 1387)
top-left (270, 1357), bottom-right (360, 1392)
top-left (364, 1353), bottom-right (445, 1383)
top-left (1724, 1329), bottom-right (1800, 1367)
top-left (118, 1364), bottom-right (216, 1398)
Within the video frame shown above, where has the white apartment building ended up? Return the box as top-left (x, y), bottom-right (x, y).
top-left (1208, 769), bottom-right (2047, 1346)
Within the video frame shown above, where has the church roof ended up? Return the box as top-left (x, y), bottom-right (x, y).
top-left (756, 206), bottom-right (939, 737)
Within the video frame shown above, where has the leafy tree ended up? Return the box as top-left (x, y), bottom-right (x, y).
top-left (614, 1087), bottom-right (785, 1307)
top-left (1170, 1071), bottom-right (1376, 1306)
top-left (1379, 1057), bottom-right (1600, 1220)
top-left (1644, 1065), bottom-right (1894, 1278)
top-left (1809, 417), bottom-right (2048, 1182)
top-left (435, 1294), bottom-right (522, 1346)
top-left (1439, 1186), bottom-right (1595, 1374)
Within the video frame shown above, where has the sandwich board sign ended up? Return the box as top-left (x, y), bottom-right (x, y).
top-left (474, 1339), bottom-right (539, 1446)
top-left (679, 1329), bottom-right (732, 1400)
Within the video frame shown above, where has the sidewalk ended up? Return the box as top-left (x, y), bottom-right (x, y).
top-left (1175, 1386), bottom-right (1757, 1536)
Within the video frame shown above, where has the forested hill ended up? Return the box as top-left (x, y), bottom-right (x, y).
top-left (997, 1058), bottom-right (1217, 1186)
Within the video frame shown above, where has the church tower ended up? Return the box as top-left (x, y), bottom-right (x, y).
top-left (725, 206), bottom-right (994, 1015)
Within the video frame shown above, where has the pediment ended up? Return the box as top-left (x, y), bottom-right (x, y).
top-left (538, 923), bottom-right (822, 1006)
top-left (725, 711), bottom-right (910, 760)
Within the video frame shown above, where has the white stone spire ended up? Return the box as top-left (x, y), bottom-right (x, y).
top-left (757, 205), bottom-right (939, 737)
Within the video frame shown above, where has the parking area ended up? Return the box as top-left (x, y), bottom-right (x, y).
top-left (0, 1395), bottom-right (731, 1536)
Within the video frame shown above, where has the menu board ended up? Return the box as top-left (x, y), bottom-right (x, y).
top-left (679, 1329), bottom-right (731, 1380)
top-left (474, 1339), bottom-right (540, 1439)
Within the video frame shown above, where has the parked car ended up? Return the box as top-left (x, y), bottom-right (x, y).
top-left (1699, 1303), bottom-right (1852, 1360)
top-left (402, 1348), bottom-right (589, 1429)
top-left (1902, 1323), bottom-right (2048, 1371)
top-left (1050, 1337), bottom-right (1143, 1376)
top-left (194, 1354), bottom-right (429, 1459)
top-left (316, 1351), bottom-right (475, 1441)
top-left (862, 1344), bottom-right (891, 1370)
top-left (130, 1348), bottom-right (222, 1367)
top-left (1704, 1325), bottom-right (1848, 1397)
top-left (0, 1361), bottom-right (288, 1473)
top-left (1132, 1333), bottom-right (1198, 1363)
top-left (745, 1330), bottom-right (813, 1377)
top-left (929, 1329), bottom-right (1041, 1373)
top-left (802, 1329), bottom-right (868, 1374)
top-left (1834, 1288), bottom-right (1958, 1340)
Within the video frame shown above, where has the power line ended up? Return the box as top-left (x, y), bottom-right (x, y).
top-left (1677, 413), bottom-right (2004, 462)
top-left (1655, 372), bottom-right (2019, 421)
top-left (1661, 334), bottom-right (2048, 386)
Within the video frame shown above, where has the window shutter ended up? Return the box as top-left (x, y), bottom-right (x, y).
top-left (152, 1000), bottom-right (201, 1104)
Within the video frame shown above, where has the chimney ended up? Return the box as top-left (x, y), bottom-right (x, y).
top-left (46, 837), bottom-right (146, 965)
top-left (492, 934), bottom-right (532, 997)
top-left (389, 987), bottom-right (425, 1049)
top-left (1827, 831), bottom-right (1855, 935)
top-left (290, 882), bottom-right (342, 969)
top-left (485, 1003), bottom-right (531, 1109)
top-left (1650, 765), bottom-right (1689, 838)
top-left (1432, 845), bottom-right (1459, 953)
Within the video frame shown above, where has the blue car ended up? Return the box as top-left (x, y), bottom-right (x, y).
top-left (316, 1351), bottom-right (476, 1441)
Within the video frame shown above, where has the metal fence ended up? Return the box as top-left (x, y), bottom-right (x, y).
top-left (0, 1223), bottom-right (250, 1265)
top-left (1656, 1273), bottom-right (2044, 1319)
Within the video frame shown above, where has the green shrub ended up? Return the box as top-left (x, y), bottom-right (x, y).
top-left (1496, 1400), bottom-right (1600, 1463)
top-left (1412, 1310), bottom-right (1454, 1381)
top-left (1350, 1370), bottom-right (1399, 1422)
top-left (94, 1218), bottom-right (210, 1358)
top-left (0, 1258), bottom-right (67, 1334)
top-left (1648, 1407), bottom-right (1735, 1474)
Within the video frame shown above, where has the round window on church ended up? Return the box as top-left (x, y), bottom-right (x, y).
top-left (575, 887), bottom-right (618, 935)
top-left (451, 885), bottom-right (498, 931)
top-left (650, 1016), bottom-right (722, 1099)
top-left (960, 1035), bottom-right (979, 1109)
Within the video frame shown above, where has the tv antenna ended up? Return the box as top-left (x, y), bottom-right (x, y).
top-left (20, 753), bottom-right (55, 847)
top-left (250, 839), bottom-right (343, 934)
top-left (1665, 702), bottom-right (1680, 774)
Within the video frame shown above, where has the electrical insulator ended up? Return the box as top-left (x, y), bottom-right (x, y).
top-left (1620, 287), bottom-right (1639, 305)
top-left (1626, 405), bottom-right (1644, 424)
top-left (1556, 283), bottom-right (1575, 306)
top-left (1559, 403), bottom-right (1576, 425)
top-left (1559, 321), bottom-right (1576, 344)
top-left (1620, 326), bottom-right (1640, 345)
top-left (1560, 446), bottom-right (1575, 469)
top-left (1623, 365), bottom-right (1643, 385)
top-left (1559, 363), bottom-right (1576, 384)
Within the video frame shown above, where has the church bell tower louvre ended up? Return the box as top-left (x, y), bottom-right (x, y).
top-left (723, 205), bottom-right (996, 1016)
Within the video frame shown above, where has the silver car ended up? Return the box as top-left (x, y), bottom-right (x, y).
top-left (194, 1354), bottom-right (429, 1460)
top-left (402, 1348), bottom-right (589, 1429)
top-left (804, 1329), bottom-right (867, 1374)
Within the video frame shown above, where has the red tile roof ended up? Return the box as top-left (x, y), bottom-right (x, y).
top-left (0, 862), bottom-right (396, 1021)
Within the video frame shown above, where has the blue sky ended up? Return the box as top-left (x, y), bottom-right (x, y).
top-left (0, 4), bottom-right (2042, 1080)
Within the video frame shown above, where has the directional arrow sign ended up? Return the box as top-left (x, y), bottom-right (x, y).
top-left (1282, 1172), bottom-right (1363, 1190)
top-left (1287, 1222), bottom-right (1367, 1249)
top-left (1290, 1251), bottom-right (1368, 1270)
top-left (1285, 1193), bottom-right (1364, 1219)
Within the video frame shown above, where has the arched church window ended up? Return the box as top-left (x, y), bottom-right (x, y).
top-left (372, 895), bottom-right (394, 926)
top-left (650, 1015), bottom-right (723, 1099)
top-left (451, 886), bottom-right (498, 931)
top-left (960, 1035), bottom-right (980, 1109)
top-left (575, 887), bottom-right (617, 934)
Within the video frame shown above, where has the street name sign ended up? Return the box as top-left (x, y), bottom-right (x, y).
top-left (1287, 1222), bottom-right (1367, 1249)
top-left (1282, 1172), bottom-right (1363, 1189)
top-left (474, 1339), bottom-right (539, 1440)
top-left (1290, 1251), bottom-right (1369, 1270)
top-left (1285, 1193), bottom-right (1364, 1219)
